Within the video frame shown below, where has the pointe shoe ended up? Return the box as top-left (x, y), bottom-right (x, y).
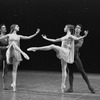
top-left (23, 53), bottom-right (30, 60)
top-left (88, 86), bottom-right (95, 94)
top-left (27, 48), bottom-right (37, 52)
top-left (61, 84), bottom-right (66, 93)
top-left (11, 83), bottom-right (16, 91)
top-left (64, 88), bottom-right (73, 93)
top-left (27, 48), bottom-right (32, 51)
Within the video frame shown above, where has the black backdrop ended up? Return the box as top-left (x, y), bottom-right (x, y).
top-left (0, 0), bottom-right (100, 73)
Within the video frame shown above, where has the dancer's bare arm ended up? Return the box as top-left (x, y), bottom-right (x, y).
top-left (42, 34), bottom-right (62, 42)
top-left (0, 34), bottom-right (9, 39)
top-left (20, 29), bottom-right (40, 39)
top-left (75, 39), bottom-right (84, 47)
top-left (71, 30), bottom-right (88, 40)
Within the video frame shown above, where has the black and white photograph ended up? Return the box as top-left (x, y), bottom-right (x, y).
top-left (0, 0), bottom-right (100, 100)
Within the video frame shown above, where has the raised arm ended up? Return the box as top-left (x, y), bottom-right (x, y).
top-left (20, 29), bottom-right (40, 39)
top-left (71, 30), bottom-right (88, 40)
top-left (42, 34), bottom-right (62, 42)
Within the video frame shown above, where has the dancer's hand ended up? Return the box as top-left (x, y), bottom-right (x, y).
top-left (41, 34), bottom-right (47, 39)
top-left (84, 30), bottom-right (88, 36)
top-left (36, 28), bottom-right (40, 34)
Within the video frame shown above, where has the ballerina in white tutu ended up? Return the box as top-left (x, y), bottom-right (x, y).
top-left (27, 25), bottom-right (88, 92)
top-left (0, 24), bottom-right (40, 91)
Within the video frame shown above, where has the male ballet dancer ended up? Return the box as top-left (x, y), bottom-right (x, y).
top-left (0, 24), bottom-right (9, 89)
top-left (66, 25), bottom-right (95, 93)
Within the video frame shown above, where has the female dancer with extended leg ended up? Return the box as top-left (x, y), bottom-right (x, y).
top-left (0, 24), bottom-right (40, 91)
top-left (27, 25), bottom-right (88, 92)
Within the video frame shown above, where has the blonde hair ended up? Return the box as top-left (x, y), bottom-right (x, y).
top-left (10, 24), bottom-right (18, 34)
top-left (64, 24), bottom-right (75, 35)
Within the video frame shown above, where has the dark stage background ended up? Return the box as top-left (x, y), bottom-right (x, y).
top-left (0, 0), bottom-right (100, 73)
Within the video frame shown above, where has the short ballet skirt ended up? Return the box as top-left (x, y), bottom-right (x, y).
top-left (7, 45), bottom-right (22, 65)
top-left (56, 42), bottom-right (74, 64)
top-left (56, 48), bottom-right (73, 63)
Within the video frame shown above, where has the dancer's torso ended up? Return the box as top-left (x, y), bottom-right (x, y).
top-left (8, 34), bottom-right (20, 46)
top-left (0, 35), bottom-right (8, 46)
top-left (0, 34), bottom-right (8, 57)
top-left (62, 37), bottom-right (73, 49)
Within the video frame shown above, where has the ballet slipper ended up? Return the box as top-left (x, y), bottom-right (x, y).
top-left (61, 84), bottom-right (66, 93)
top-left (22, 52), bottom-right (30, 60)
top-left (27, 47), bottom-right (37, 52)
top-left (64, 88), bottom-right (73, 93)
top-left (11, 83), bottom-right (16, 91)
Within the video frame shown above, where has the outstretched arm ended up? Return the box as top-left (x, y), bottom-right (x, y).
top-left (20, 29), bottom-right (40, 39)
top-left (71, 30), bottom-right (88, 40)
top-left (0, 34), bottom-right (9, 40)
top-left (42, 34), bottom-right (62, 42)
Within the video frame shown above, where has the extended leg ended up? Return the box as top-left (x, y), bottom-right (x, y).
top-left (12, 43), bottom-right (29, 60)
top-left (27, 44), bottom-right (55, 51)
top-left (27, 44), bottom-right (64, 52)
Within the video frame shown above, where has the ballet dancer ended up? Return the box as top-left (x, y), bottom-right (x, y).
top-left (27, 25), bottom-right (88, 92)
top-left (0, 24), bottom-right (40, 91)
top-left (66, 24), bottom-right (95, 93)
top-left (0, 24), bottom-right (9, 89)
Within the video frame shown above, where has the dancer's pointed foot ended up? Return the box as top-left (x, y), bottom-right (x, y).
top-left (61, 84), bottom-right (66, 93)
top-left (11, 83), bottom-right (16, 91)
top-left (27, 47), bottom-right (37, 52)
top-left (88, 86), bottom-right (95, 94)
top-left (64, 88), bottom-right (73, 93)
top-left (23, 52), bottom-right (30, 60)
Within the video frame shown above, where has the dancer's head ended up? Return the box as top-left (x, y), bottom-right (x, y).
top-left (75, 24), bottom-right (82, 36)
top-left (64, 24), bottom-right (74, 35)
top-left (10, 24), bottom-right (20, 33)
top-left (0, 24), bottom-right (7, 34)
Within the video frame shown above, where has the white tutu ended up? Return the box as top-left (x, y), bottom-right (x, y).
top-left (6, 42), bottom-right (29, 64)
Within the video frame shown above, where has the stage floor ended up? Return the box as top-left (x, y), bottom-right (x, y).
top-left (0, 71), bottom-right (100, 100)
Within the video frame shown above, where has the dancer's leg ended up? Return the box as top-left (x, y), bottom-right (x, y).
top-left (12, 43), bottom-right (29, 60)
top-left (61, 59), bottom-right (67, 93)
top-left (66, 65), bottom-right (74, 92)
top-left (6, 47), bottom-right (10, 64)
top-left (75, 54), bottom-right (95, 93)
top-left (2, 60), bottom-right (9, 90)
top-left (27, 44), bottom-right (65, 53)
top-left (27, 44), bottom-right (55, 51)
top-left (11, 61), bottom-right (19, 91)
